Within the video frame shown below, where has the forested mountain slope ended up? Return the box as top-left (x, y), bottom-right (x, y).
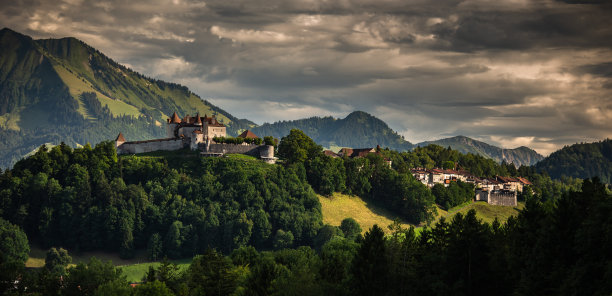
top-left (252, 111), bottom-right (413, 151)
top-left (535, 139), bottom-right (612, 183)
top-left (0, 28), bottom-right (254, 168)
top-left (417, 135), bottom-right (544, 166)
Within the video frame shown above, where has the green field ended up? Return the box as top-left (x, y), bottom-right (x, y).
top-left (447, 201), bottom-right (525, 224)
top-left (319, 193), bottom-right (524, 234)
top-left (27, 246), bottom-right (150, 268)
top-left (318, 193), bottom-right (414, 234)
top-left (53, 64), bottom-right (142, 118)
top-left (27, 245), bottom-right (191, 283)
top-left (119, 259), bottom-right (192, 283)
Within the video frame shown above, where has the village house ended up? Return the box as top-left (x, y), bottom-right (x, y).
top-left (336, 146), bottom-right (392, 167)
top-left (409, 166), bottom-right (530, 207)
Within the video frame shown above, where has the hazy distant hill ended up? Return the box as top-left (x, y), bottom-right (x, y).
top-left (0, 28), bottom-right (254, 167)
top-left (416, 135), bottom-right (544, 166)
top-left (535, 139), bottom-right (612, 183)
top-left (251, 111), bottom-right (414, 151)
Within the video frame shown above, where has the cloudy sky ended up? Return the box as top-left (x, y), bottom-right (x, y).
top-left (2, 0), bottom-right (611, 154)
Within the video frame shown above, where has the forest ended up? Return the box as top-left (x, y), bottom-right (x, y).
top-left (2, 178), bottom-right (610, 295)
top-left (535, 139), bottom-right (612, 183)
top-left (0, 128), bottom-right (606, 295)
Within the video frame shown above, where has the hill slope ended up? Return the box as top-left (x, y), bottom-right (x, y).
top-left (252, 111), bottom-right (413, 151)
top-left (417, 135), bottom-right (544, 166)
top-left (535, 139), bottom-right (612, 183)
top-left (0, 28), bottom-right (254, 167)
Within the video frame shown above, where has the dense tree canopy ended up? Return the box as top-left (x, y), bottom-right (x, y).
top-left (535, 139), bottom-right (612, 183)
top-left (0, 141), bottom-right (322, 259)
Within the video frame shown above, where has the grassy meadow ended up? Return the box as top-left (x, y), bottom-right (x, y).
top-left (319, 193), bottom-right (525, 234)
top-left (318, 193), bottom-right (414, 234)
top-left (26, 246), bottom-right (191, 283)
top-left (119, 259), bottom-right (192, 283)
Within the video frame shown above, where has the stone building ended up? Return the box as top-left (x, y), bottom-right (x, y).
top-left (475, 189), bottom-right (517, 206)
top-left (115, 112), bottom-right (275, 162)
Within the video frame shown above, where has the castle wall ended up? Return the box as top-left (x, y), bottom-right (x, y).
top-left (203, 143), bottom-right (275, 160)
top-left (475, 190), bottom-right (489, 202)
top-left (204, 143), bottom-right (262, 156)
top-left (178, 126), bottom-right (200, 137)
top-left (259, 145), bottom-right (274, 158)
top-left (117, 138), bottom-right (184, 154)
top-left (488, 191), bottom-right (517, 206)
top-left (474, 189), bottom-right (517, 206)
top-left (166, 123), bottom-right (177, 138)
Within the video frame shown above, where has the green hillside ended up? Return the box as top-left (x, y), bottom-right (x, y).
top-left (0, 28), bottom-right (254, 168)
top-left (535, 139), bottom-right (612, 183)
top-left (417, 135), bottom-right (544, 166)
top-left (252, 111), bottom-right (413, 151)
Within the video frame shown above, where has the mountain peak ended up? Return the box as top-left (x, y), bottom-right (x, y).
top-left (417, 136), bottom-right (543, 166)
top-left (344, 110), bottom-right (373, 121)
top-left (252, 111), bottom-right (412, 150)
top-left (0, 27), bottom-right (31, 42)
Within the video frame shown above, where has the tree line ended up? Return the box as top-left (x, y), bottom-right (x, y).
top-left (278, 129), bottom-right (581, 219)
top-left (0, 140), bottom-right (322, 260)
top-left (2, 178), bottom-right (610, 295)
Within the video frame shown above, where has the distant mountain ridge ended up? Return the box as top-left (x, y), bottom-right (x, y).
top-left (252, 111), bottom-right (413, 151)
top-left (251, 112), bottom-right (543, 166)
top-left (0, 28), bottom-right (254, 167)
top-left (417, 136), bottom-right (544, 166)
top-left (535, 139), bottom-right (612, 183)
top-left (0, 27), bottom-right (546, 168)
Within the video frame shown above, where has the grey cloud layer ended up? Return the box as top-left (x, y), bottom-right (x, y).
top-left (1, 0), bottom-right (611, 154)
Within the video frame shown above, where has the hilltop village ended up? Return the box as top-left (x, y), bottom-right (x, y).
top-left (409, 168), bottom-right (530, 206)
top-left (115, 112), bottom-right (528, 207)
top-left (324, 148), bottom-right (529, 207)
top-left (115, 112), bottom-right (276, 163)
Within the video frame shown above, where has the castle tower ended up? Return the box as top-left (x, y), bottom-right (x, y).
top-left (115, 132), bottom-right (126, 147)
top-left (195, 114), bottom-right (202, 126)
top-left (167, 112), bottom-right (181, 138)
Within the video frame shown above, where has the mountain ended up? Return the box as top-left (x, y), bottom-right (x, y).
top-left (416, 135), bottom-right (544, 166)
top-left (0, 28), bottom-right (254, 168)
top-left (251, 111), bottom-right (413, 151)
top-left (535, 139), bottom-right (612, 183)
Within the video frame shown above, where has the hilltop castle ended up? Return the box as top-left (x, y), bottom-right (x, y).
top-left (115, 112), bottom-right (275, 163)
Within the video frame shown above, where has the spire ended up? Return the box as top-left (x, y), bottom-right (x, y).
top-left (116, 132), bottom-right (126, 142)
top-left (195, 114), bottom-right (202, 125)
top-left (170, 112), bottom-right (181, 123)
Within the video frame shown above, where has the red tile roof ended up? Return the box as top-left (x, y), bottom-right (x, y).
top-left (517, 177), bottom-right (532, 185)
top-left (324, 150), bottom-right (339, 157)
top-left (497, 176), bottom-right (519, 183)
top-left (170, 112), bottom-right (181, 123)
top-left (238, 130), bottom-right (259, 139)
top-left (116, 132), bottom-right (126, 142)
top-left (337, 147), bottom-right (376, 158)
top-left (203, 115), bottom-right (225, 127)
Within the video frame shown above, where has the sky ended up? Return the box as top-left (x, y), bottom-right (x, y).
top-left (1, 0), bottom-right (611, 155)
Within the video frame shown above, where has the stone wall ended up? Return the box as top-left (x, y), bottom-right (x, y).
top-left (475, 190), bottom-right (488, 202)
top-left (117, 138), bottom-right (185, 154)
top-left (488, 191), bottom-right (517, 206)
top-left (474, 189), bottom-right (517, 206)
top-left (204, 143), bottom-right (263, 156)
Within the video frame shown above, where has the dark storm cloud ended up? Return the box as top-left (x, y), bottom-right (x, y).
top-left (0, 0), bottom-right (611, 154)
top-left (575, 62), bottom-right (612, 78)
